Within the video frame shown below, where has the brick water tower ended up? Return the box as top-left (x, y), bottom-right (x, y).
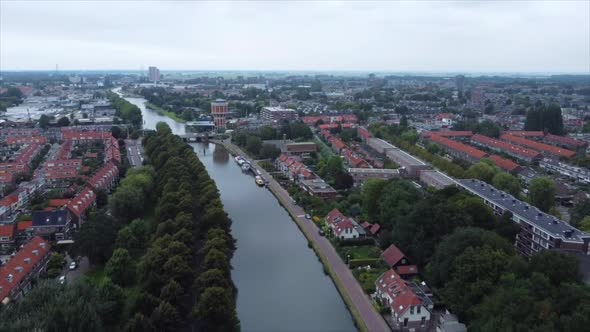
top-left (211, 99), bottom-right (228, 130)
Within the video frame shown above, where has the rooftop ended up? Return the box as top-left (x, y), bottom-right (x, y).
top-left (456, 179), bottom-right (590, 244)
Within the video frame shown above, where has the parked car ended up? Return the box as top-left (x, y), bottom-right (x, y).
top-left (318, 230), bottom-right (325, 236)
top-left (69, 261), bottom-right (77, 270)
top-left (305, 214), bottom-right (311, 219)
top-left (59, 276), bottom-right (66, 284)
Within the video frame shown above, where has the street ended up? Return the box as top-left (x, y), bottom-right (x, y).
top-left (220, 140), bottom-right (390, 332)
top-left (60, 255), bottom-right (90, 284)
top-left (125, 139), bottom-right (143, 167)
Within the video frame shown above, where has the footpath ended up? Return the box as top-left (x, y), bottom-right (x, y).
top-left (212, 139), bottom-right (390, 332)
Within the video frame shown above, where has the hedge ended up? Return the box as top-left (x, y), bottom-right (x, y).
top-left (349, 258), bottom-right (380, 268)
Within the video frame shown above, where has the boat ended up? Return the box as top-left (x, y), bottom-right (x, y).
top-left (255, 176), bottom-right (265, 186)
top-left (241, 163), bottom-right (251, 171)
top-left (234, 156), bottom-right (245, 166)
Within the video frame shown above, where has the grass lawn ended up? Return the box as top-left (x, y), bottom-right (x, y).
top-left (146, 102), bottom-right (186, 123)
top-left (353, 266), bottom-right (389, 294)
top-left (338, 245), bottom-right (382, 261)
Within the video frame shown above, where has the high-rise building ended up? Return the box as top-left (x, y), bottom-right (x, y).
top-left (211, 99), bottom-right (229, 130)
top-left (148, 66), bottom-right (160, 82)
top-left (455, 75), bottom-right (465, 93)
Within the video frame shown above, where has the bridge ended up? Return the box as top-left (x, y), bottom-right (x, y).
top-left (179, 132), bottom-right (223, 142)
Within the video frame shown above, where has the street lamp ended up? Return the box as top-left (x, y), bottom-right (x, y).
top-left (347, 254), bottom-right (351, 268)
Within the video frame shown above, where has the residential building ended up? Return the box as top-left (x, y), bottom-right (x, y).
top-left (375, 269), bottom-right (433, 332)
top-left (0, 224), bottom-right (16, 253)
top-left (381, 244), bottom-right (418, 278)
top-left (148, 66), bottom-right (160, 82)
top-left (487, 155), bottom-right (521, 174)
top-left (427, 134), bottom-right (487, 164)
top-left (330, 138), bottom-right (347, 154)
top-left (283, 142), bottom-right (317, 157)
top-left (501, 134), bottom-right (575, 160)
top-left (324, 209), bottom-right (366, 240)
top-left (0, 236), bottom-right (51, 305)
top-left (348, 168), bottom-right (400, 186)
top-left (357, 127), bottom-right (372, 142)
top-left (261, 106), bottom-right (298, 122)
top-left (544, 134), bottom-right (588, 154)
top-left (539, 158), bottom-right (590, 184)
top-left (342, 149), bottom-right (370, 168)
top-left (505, 131), bottom-right (545, 138)
top-left (299, 178), bottom-right (337, 199)
top-left (32, 210), bottom-right (72, 241)
top-left (87, 162), bottom-right (119, 191)
top-left (382, 146), bottom-right (429, 178)
top-left (211, 99), bottom-right (229, 130)
top-left (471, 134), bottom-right (541, 163)
top-left (66, 187), bottom-right (96, 227)
top-left (419, 170), bottom-right (456, 189)
top-left (456, 179), bottom-right (590, 257)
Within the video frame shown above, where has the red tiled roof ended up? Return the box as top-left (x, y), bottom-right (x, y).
top-left (319, 123), bottom-right (355, 130)
top-left (0, 224), bottom-right (15, 238)
top-left (6, 136), bottom-right (47, 146)
top-left (48, 199), bottom-right (71, 208)
top-left (62, 131), bottom-right (112, 141)
top-left (544, 134), bottom-right (588, 148)
top-left (423, 131), bottom-right (473, 138)
top-left (429, 134), bottom-right (487, 160)
top-left (0, 237), bottom-right (50, 302)
top-left (369, 223), bottom-right (381, 235)
top-left (471, 134), bottom-right (541, 160)
top-left (505, 131), bottom-right (545, 137)
top-left (376, 269), bottom-right (422, 316)
top-left (325, 209), bottom-right (346, 228)
top-left (331, 138), bottom-right (347, 151)
top-left (501, 134), bottom-right (576, 159)
top-left (488, 155), bottom-right (521, 172)
top-left (17, 221), bottom-right (32, 232)
top-left (66, 187), bottom-right (96, 218)
top-left (361, 222), bottom-right (372, 229)
top-left (87, 162), bottom-right (119, 190)
top-left (334, 218), bottom-right (355, 237)
top-left (396, 265), bottom-right (418, 275)
top-left (382, 244), bottom-right (406, 267)
top-left (0, 195), bottom-right (18, 207)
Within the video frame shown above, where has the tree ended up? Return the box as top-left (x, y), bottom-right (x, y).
top-left (466, 161), bottom-right (498, 183)
top-left (150, 301), bottom-right (181, 331)
top-left (245, 136), bottom-right (262, 155)
top-left (362, 179), bottom-right (388, 223)
top-left (110, 185), bottom-right (145, 223)
top-left (72, 212), bottom-right (118, 264)
top-left (529, 176), bottom-right (556, 212)
top-left (579, 216), bottom-right (590, 232)
top-left (105, 248), bottom-right (135, 286)
top-left (111, 126), bottom-right (127, 139)
top-left (492, 172), bottom-right (521, 197)
top-left (45, 252), bottom-right (64, 278)
top-left (97, 278), bottom-right (125, 326)
top-left (528, 250), bottom-right (579, 285)
top-left (57, 116), bottom-right (70, 127)
top-left (193, 287), bottom-right (240, 332)
top-left (570, 198), bottom-right (590, 227)
top-left (259, 143), bottom-right (281, 160)
top-left (39, 114), bottom-right (51, 129)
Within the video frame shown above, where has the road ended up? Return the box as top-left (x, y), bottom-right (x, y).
top-left (60, 255), bottom-right (90, 284)
top-left (125, 139), bottom-right (143, 167)
top-left (218, 140), bottom-right (390, 332)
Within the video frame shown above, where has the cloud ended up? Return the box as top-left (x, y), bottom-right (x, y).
top-left (1, 0), bottom-right (588, 72)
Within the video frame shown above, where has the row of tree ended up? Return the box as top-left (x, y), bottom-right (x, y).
top-left (107, 92), bottom-right (143, 127)
top-left (524, 102), bottom-right (565, 135)
top-left (137, 122), bottom-right (239, 331)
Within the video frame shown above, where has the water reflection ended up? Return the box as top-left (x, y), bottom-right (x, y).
top-left (212, 144), bottom-right (230, 165)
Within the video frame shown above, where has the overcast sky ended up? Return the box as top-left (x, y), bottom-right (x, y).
top-left (1, 0), bottom-right (589, 73)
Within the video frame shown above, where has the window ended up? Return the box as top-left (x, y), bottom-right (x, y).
top-left (404, 318), bottom-right (408, 327)
top-left (417, 306), bottom-right (421, 314)
top-left (410, 306), bottom-right (414, 314)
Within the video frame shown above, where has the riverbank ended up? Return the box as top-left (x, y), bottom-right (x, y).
top-left (145, 102), bottom-right (186, 123)
top-left (212, 139), bottom-right (389, 332)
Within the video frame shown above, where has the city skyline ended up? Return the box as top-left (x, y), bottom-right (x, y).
top-left (1, 1), bottom-right (589, 73)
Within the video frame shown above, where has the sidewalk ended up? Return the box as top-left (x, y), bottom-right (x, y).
top-left (215, 139), bottom-right (390, 332)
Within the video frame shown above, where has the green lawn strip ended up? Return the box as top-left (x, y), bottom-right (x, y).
top-left (145, 102), bottom-right (186, 123)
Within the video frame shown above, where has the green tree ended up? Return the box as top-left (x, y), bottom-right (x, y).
top-left (45, 252), bottom-right (64, 278)
top-left (72, 212), bottom-right (118, 264)
top-left (39, 114), bottom-right (52, 129)
top-left (529, 176), bottom-right (556, 212)
top-left (528, 250), bottom-right (579, 285)
top-left (466, 161), bottom-right (498, 183)
top-left (579, 216), bottom-right (590, 232)
top-left (105, 248), bottom-right (135, 286)
top-left (492, 172), bottom-right (521, 197)
top-left (259, 143), bottom-right (281, 159)
top-left (57, 116), bottom-right (70, 127)
top-left (245, 136), bottom-right (262, 155)
top-left (193, 287), bottom-right (240, 332)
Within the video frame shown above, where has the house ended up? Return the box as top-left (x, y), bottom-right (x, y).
top-left (361, 222), bottom-right (381, 236)
top-left (0, 236), bottom-right (51, 305)
top-left (66, 187), bottom-right (96, 227)
top-left (87, 162), bottom-right (119, 191)
top-left (0, 224), bottom-right (16, 253)
top-left (381, 244), bottom-right (418, 277)
top-left (348, 168), bottom-right (400, 187)
top-left (16, 220), bottom-right (33, 242)
top-left (300, 178), bottom-right (337, 199)
top-left (325, 209), bottom-right (366, 240)
top-left (32, 210), bottom-right (72, 241)
top-left (331, 138), bottom-right (347, 154)
top-left (375, 269), bottom-right (433, 331)
top-left (342, 149), bottom-right (370, 168)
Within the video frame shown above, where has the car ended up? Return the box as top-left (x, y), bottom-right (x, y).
top-left (69, 261), bottom-right (77, 270)
top-left (58, 276), bottom-right (66, 284)
top-left (305, 214), bottom-right (311, 220)
top-left (318, 230), bottom-right (325, 236)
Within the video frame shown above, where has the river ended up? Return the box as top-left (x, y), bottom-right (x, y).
top-left (120, 91), bottom-right (356, 332)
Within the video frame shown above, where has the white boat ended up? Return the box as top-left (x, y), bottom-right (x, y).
top-left (241, 163), bottom-right (251, 171)
top-left (255, 176), bottom-right (265, 186)
top-left (234, 156), bottom-right (245, 166)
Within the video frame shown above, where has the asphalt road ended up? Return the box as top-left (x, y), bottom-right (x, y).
top-left (61, 255), bottom-right (90, 284)
top-left (125, 139), bottom-right (143, 167)
top-left (222, 140), bottom-right (390, 332)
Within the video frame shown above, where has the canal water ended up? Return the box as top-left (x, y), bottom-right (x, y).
top-left (121, 92), bottom-right (355, 332)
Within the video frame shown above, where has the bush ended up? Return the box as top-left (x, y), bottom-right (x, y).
top-left (349, 258), bottom-right (380, 268)
top-left (338, 238), bottom-right (376, 247)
